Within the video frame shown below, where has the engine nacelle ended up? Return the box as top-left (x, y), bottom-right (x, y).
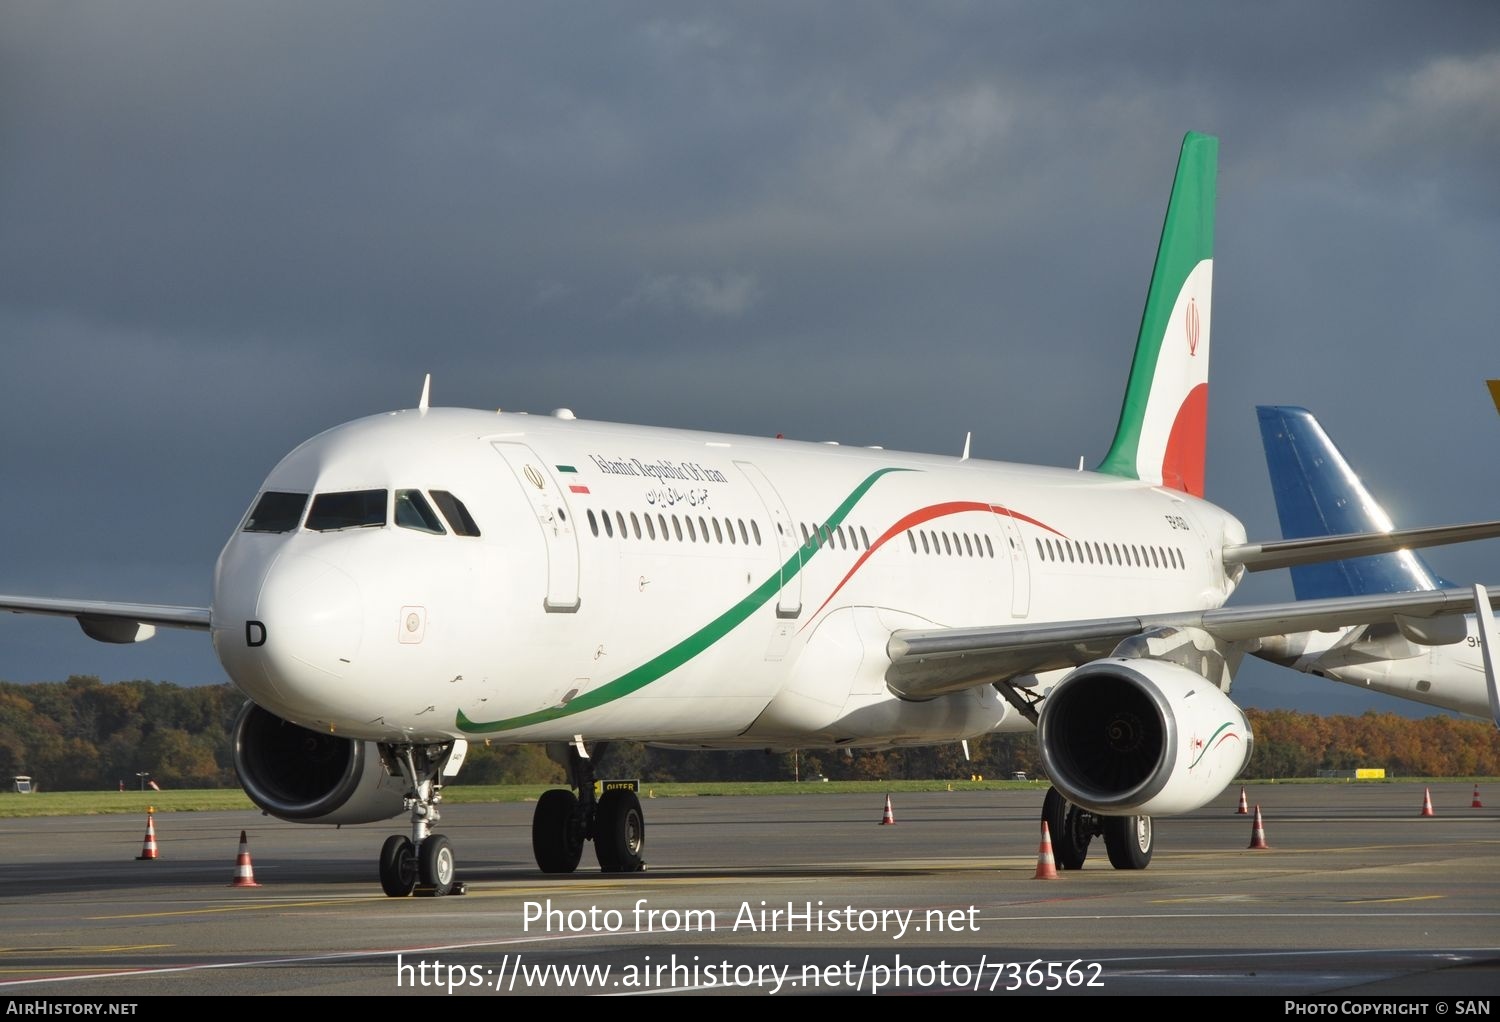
top-left (233, 702), bottom-right (407, 824)
top-left (1037, 658), bottom-right (1252, 816)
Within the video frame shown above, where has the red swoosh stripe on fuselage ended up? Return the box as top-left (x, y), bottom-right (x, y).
top-left (798, 500), bottom-right (1067, 631)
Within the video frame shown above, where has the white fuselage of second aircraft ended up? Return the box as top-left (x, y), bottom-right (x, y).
top-left (212, 406), bottom-right (1246, 749)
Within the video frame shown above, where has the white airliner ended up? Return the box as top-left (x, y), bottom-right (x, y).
top-left (1252, 405), bottom-right (1500, 723)
top-left (6, 132), bottom-right (1500, 896)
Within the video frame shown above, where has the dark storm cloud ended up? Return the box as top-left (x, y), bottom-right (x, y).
top-left (2, 1), bottom-right (1498, 716)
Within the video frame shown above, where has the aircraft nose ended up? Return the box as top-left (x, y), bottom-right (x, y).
top-left (256, 553), bottom-right (364, 687)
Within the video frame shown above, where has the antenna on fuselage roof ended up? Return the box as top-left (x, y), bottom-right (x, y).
top-left (960, 432), bottom-right (971, 462)
top-left (418, 373), bottom-right (431, 414)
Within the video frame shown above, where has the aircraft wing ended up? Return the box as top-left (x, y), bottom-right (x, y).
top-left (0, 594), bottom-right (211, 644)
top-left (885, 586), bottom-right (1500, 699)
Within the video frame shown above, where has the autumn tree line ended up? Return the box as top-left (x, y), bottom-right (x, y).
top-left (3, 676), bottom-right (1499, 792)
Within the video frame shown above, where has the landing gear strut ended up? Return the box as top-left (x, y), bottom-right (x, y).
top-left (532, 739), bottom-right (646, 874)
top-left (1041, 787), bottom-right (1153, 870)
top-left (378, 743), bottom-right (465, 897)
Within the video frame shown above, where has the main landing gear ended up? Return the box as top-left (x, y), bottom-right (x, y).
top-left (379, 743), bottom-right (465, 897)
top-left (1041, 787), bottom-right (1153, 870)
top-left (532, 739), bottom-right (646, 874)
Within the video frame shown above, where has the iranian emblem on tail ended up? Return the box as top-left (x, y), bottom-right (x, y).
top-left (1097, 131), bottom-right (1217, 498)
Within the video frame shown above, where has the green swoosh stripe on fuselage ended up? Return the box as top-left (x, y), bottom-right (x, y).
top-left (457, 466), bottom-right (913, 734)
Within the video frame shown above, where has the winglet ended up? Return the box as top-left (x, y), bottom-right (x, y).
top-left (1475, 584), bottom-right (1500, 728)
top-left (1097, 131), bottom-right (1216, 497)
top-left (418, 373), bottom-right (431, 414)
top-left (1488, 380), bottom-right (1500, 417)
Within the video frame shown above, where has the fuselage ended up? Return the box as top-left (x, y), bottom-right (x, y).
top-left (211, 407), bottom-right (1247, 748)
top-left (1257, 621), bottom-right (1492, 718)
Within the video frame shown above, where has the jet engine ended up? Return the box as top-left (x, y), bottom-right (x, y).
top-left (1037, 658), bottom-right (1252, 816)
top-left (232, 702), bottom-right (407, 824)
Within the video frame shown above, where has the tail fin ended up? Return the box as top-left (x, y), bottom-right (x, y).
top-left (1097, 131), bottom-right (1217, 497)
top-left (1256, 405), bottom-right (1453, 600)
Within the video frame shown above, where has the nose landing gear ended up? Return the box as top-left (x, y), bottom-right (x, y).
top-left (377, 743), bottom-right (466, 897)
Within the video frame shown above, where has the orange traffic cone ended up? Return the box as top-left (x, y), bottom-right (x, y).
top-left (1235, 787), bottom-right (1249, 815)
top-left (229, 830), bottom-right (260, 887)
top-left (880, 794), bottom-right (896, 825)
top-left (136, 810), bottom-right (158, 860)
top-left (1033, 821), bottom-right (1059, 879)
top-left (1420, 788), bottom-right (1435, 817)
top-left (1472, 785), bottom-right (1483, 809)
top-left (1247, 805), bottom-right (1269, 849)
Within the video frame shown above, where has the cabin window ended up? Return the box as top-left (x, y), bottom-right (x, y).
top-left (614, 512), bottom-right (627, 539)
top-left (587, 509), bottom-right (599, 537)
top-left (942, 533), bottom-right (953, 556)
top-left (752, 521), bottom-right (762, 545)
top-left (644, 514), bottom-right (656, 540)
top-left (307, 489), bottom-right (386, 531)
top-left (685, 516), bottom-right (697, 542)
top-left (629, 512), bottom-right (642, 539)
top-left (701, 517), bottom-right (712, 543)
top-left (738, 520), bottom-right (749, 545)
top-left (243, 491), bottom-right (308, 533)
top-left (602, 511), bottom-right (615, 538)
top-left (909, 532), bottom-right (918, 553)
top-left (430, 490), bottom-right (482, 536)
top-left (922, 532), bottom-right (931, 554)
top-left (395, 489), bottom-right (446, 535)
top-left (673, 515), bottom-right (684, 541)
top-left (985, 536), bottom-right (995, 558)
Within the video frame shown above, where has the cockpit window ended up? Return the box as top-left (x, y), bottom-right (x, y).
top-left (306, 490), bottom-right (387, 531)
top-left (395, 489), bottom-right (446, 535)
top-left (430, 490), bottom-right (482, 537)
top-left (243, 491), bottom-right (308, 533)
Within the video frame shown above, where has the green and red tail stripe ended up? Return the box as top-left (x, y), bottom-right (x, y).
top-left (1097, 132), bottom-right (1216, 498)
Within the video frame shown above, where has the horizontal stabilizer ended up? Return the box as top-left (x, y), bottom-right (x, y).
top-left (1222, 519), bottom-right (1500, 574)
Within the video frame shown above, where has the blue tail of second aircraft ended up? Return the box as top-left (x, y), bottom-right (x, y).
top-left (1256, 405), bottom-right (1455, 600)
